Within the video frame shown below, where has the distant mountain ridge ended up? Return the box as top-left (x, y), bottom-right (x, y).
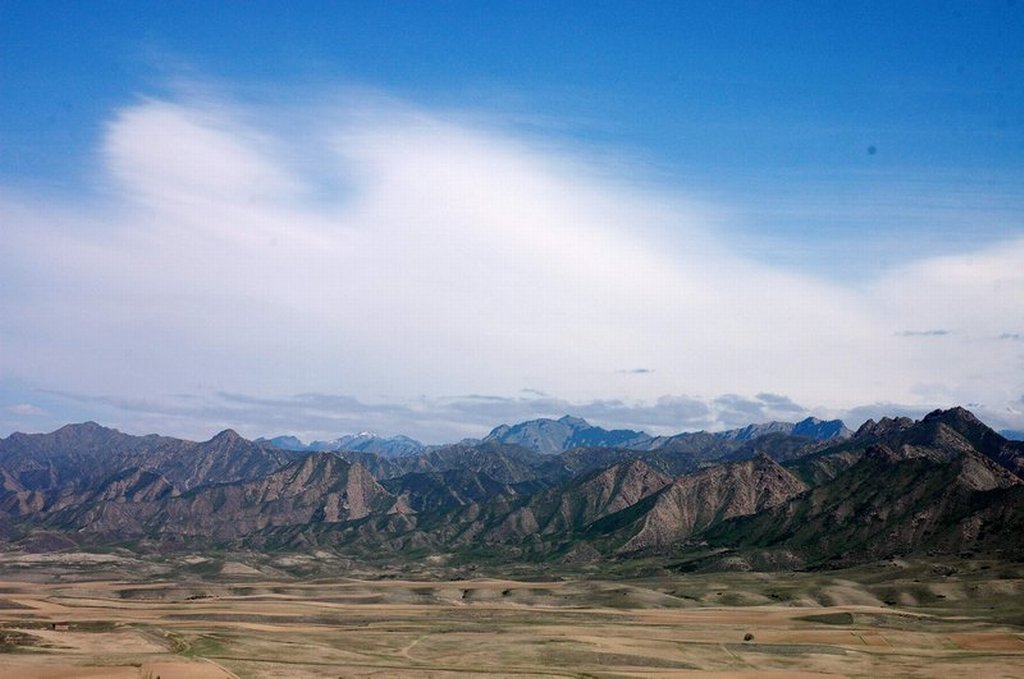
top-left (3, 407), bottom-right (1022, 570)
top-left (0, 422), bottom-right (290, 494)
top-left (479, 414), bottom-right (850, 455)
top-left (256, 433), bottom-right (424, 458)
top-left (255, 414), bottom-right (850, 460)
top-left (716, 416), bottom-right (852, 443)
top-left (482, 415), bottom-right (651, 454)
top-left (1002, 429), bottom-right (1024, 441)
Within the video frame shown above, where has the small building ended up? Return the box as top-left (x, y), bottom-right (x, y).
top-left (51, 622), bottom-right (70, 631)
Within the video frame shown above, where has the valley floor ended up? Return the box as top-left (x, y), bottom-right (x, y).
top-left (0, 552), bottom-right (1022, 678)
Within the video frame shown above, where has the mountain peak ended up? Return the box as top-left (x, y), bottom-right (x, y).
top-left (557, 415), bottom-right (590, 428)
top-left (48, 421), bottom-right (124, 444)
top-left (922, 406), bottom-right (985, 429)
top-left (210, 428), bottom-right (243, 443)
top-left (792, 416), bottom-right (851, 440)
top-left (58, 421), bottom-right (114, 434)
top-left (854, 416), bottom-right (915, 438)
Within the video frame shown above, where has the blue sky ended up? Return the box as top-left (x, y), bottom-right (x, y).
top-left (1, 2), bottom-right (1023, 442)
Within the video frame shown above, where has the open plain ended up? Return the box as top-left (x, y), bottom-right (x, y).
top-left (0, 551), bottom-right (1022, 678)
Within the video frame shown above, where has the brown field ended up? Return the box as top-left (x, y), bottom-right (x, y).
top-left (0, 551), bottom-right (1023, 678)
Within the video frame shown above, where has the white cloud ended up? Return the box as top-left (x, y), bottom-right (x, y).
top-left (1, 87), bottom-right (1022, 439)
top-left (7, 404), bottom-right (44, 416)
top-left (105, 99), bottom-right (302, 206)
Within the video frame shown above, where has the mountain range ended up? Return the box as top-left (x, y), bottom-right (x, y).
top-left (1, 407), bottom-right (1021, 570)
top-left (258, 413), bottom-right (851, 458)
top-left (256, 432), bottom-right (425, 458)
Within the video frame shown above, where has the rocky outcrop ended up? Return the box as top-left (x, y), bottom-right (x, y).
top-left (616, 455), bottom-right (807, 553)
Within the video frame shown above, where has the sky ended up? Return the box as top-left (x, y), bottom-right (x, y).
top-left (1, 1), bottom-right (1023, 443)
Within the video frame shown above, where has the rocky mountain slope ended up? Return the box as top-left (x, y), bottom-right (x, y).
top-left (705, 411), bottom-right (1024, 567)
top-left (1, 407), bottom-right (1021, 570)
top-left (606, 454), bottom-right (808, 554)
top-left (0, 423), bottom-right (292, 518)
top-left (44, 453), bottom-right (395, 541)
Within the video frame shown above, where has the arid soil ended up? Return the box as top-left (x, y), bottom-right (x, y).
top-left (0, 553), bottom-right (1022, 678)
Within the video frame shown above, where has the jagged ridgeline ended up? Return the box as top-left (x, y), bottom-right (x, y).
top-left (0, 408), bottom-right (1021, 569)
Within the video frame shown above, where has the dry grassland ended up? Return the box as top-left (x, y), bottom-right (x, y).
top-left (0, 552), bottom-right (1022, 678)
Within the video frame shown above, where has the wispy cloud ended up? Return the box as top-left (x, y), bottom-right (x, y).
top-left (6, 404), bottom-right (44, 416)
top-left (897, 329), bottom-right (951, 337)
top-left (1, 84), bottom-right (1023, 438)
